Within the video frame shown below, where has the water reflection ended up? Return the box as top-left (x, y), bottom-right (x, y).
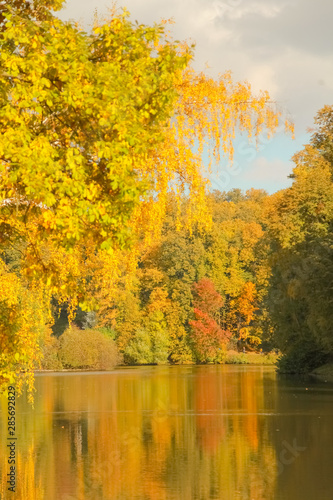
top-left (1, 366), bottom-right (333, 499)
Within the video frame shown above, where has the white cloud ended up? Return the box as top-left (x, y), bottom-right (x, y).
top-left (209, 1), bottom-right (283, 22)
top-left (246, 65), bottom-right (279, 96)
top-left (243, 157), bottom-right (293, 182)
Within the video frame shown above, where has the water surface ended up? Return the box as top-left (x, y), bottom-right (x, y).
top-left (1, 365), bottom-right (333, 500)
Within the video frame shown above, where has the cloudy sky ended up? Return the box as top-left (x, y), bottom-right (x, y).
top-left (59, 0), bottom-right (333, 193)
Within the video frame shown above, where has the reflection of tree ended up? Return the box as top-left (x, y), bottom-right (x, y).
top-left (1, 368), bottom-right (278, 499)
top-left (195, 367), bottom-right (227, 451)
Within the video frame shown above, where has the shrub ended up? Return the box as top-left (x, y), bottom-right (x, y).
top-left (38, 326), bottom-right (63, 370)
top-left (169, 337), bottom-right (194, 364)
top-left (124, 328), bottom-right (153, 364)
top-left (40, 337), bottom-right (63, 370)
top-left (124, 323), bottom-right (169, 365)
top-left (277, 342), bottom-right (330, 374)
top-left (58, 326), bottom-right (120, 370)
top-left (224, 350), bottom-right (278, 365)
top-left (225, 352), bottom-right (248, 364)
top-left (98, 327), bottom-right (117, 340)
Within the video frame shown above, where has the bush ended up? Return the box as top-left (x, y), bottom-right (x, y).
top-left (224, 350), bottom-right (279, 365)
top-left (124, 328), bottom-right (154, 364)
top-left (97, 327), bottom-right (117, 340)
top-left (225, 352), bottom-right (248, 364)
top-left (124, 324), bottom-right (169, 365)
top-left (169, 337), bottom-right (194, 364)
top-left (58, 326), bottom-right (120, 370)
top-left (277, 341), bottom-right (330, 374)
top-left (38, 326), bottom-right (63, 370)
top-left (40, 337), bottom-right (63, 370)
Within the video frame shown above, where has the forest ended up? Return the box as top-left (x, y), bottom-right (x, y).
top-left (0, 0), bottom-right (332, 401)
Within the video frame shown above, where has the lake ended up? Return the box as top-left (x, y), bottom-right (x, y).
top-left (1, 365), bottom-right (333, 500)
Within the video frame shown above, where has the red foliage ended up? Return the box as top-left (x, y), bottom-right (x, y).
top-left (192, 278), bottom-right (223, 315)
top-left (190, 278), bottom-right (231, 361)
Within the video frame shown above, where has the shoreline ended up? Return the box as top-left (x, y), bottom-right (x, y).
top-left (34, 351), bottom-right (279, 372)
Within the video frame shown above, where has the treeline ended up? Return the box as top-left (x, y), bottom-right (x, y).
top-left (0, 0), bottom-right (331, 396)
top-left (50, 105), bottom-right (333, 372)
top-left (265, 106), bottom-right (333, 372)
top-left (0, 0), bottom-right (289, 397)
top-left (2, 106), bottom-right (333, 373)
top-left (51, 187), bottom-right (272, 366)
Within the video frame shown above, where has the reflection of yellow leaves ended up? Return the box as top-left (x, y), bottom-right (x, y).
top-left (152, 399), bottom-right (169, 423)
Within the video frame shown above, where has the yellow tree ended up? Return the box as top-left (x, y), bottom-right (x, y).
top-left (0, 0), bottom-right (293, 394)
top-left (0, 0), bottom-right (190, 395)
top-left (104, 68), bottom-right (294, 358)
top-left (264, 140), bottom-right (333, 370)
top-left (131, 67), bottom-right (294, 246)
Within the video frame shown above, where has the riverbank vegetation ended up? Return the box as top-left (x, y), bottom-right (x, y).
top-left (0, 0), bottom-right (332, 399)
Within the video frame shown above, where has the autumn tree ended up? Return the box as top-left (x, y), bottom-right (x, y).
top-left (0, 0), bottom-right (190, 394)
top-left (0, 0), bottom-right (293, 391)
top-left (0, 0), bottom-right (63, 31)
top-left (109, 188), bottom-right (277, 363)
top-left (0, 2), bottom-right (190, 254)
top-left (265, 107), bottom-right (333, 372)
top-left (132, 68), bottom-right (294, 248)
top-left (310, 105), bottom-right (333, 168)
top-left (203, 191), bottom-right (270, 346)
top-left (190, 278), bottom-right (230, 362)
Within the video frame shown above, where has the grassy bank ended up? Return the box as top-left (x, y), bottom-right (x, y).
top-left (225, 350), bottom-right (279, 365)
